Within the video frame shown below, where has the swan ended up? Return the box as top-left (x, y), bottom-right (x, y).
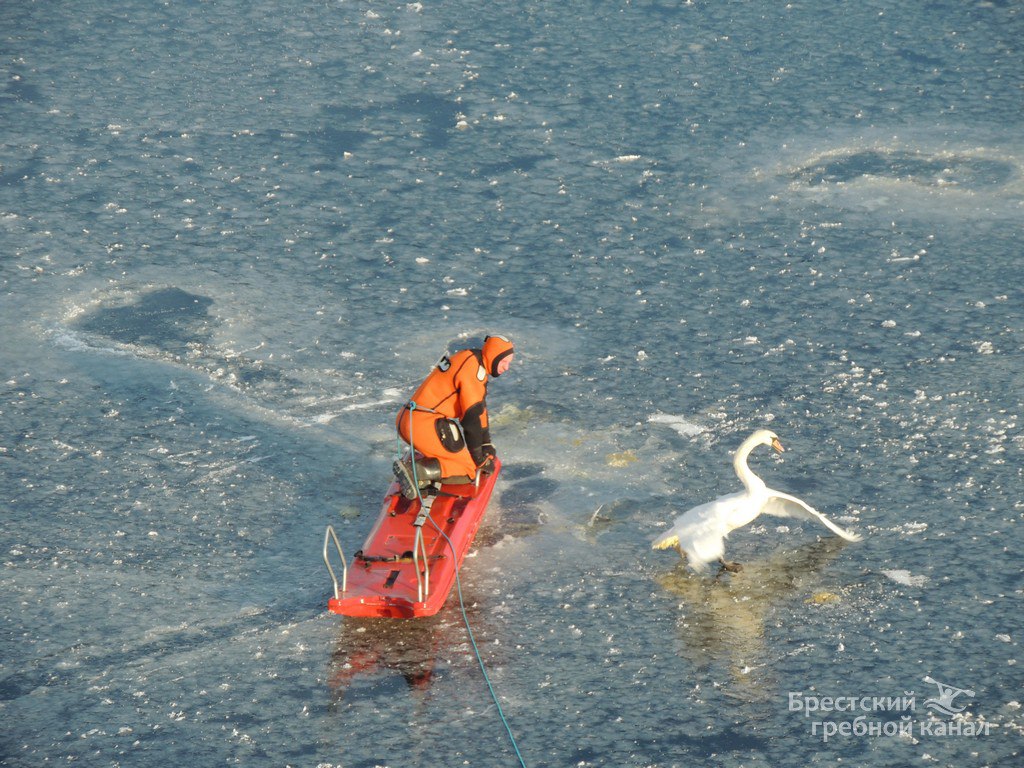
top-left (652, 429), bottom-right (862, 573)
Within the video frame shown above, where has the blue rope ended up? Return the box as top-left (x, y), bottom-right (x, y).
top-left (405, 401), bottom-right (423, 490)
top-left (424, 510), bottom-right (528, 768)
top-left (402, 401), bottom-right (528, 768)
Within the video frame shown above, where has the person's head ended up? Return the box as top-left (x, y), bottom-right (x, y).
top-left (482, 334), bottom-right (514, 377)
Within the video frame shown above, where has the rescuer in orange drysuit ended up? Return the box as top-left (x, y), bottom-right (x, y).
top-left (393, 335), bottom-right (515, 499)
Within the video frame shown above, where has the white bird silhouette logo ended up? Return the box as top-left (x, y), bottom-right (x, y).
top-left (922, 676), bottom-right (975, 716)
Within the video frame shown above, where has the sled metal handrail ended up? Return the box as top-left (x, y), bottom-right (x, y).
top-left (323, 525), bottom-right (348, 598)
top-left (412, 504), bottom-right (432, 602)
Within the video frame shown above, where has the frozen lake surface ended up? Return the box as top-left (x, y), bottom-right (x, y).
top-left (2, 1), bottom-right (1022, 765)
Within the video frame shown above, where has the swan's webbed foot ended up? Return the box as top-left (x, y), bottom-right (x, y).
top-left (717, 557), bottom-right (743, 575)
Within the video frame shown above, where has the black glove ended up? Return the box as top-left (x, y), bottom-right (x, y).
top-left (477, 443), bottom-right (497, 474)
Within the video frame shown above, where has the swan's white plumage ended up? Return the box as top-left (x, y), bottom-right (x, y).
top-left (652, 429), bottom-right (861, 570)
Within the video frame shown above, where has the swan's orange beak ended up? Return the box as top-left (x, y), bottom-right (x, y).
top-left (771, 437), bottom-right (784, 453)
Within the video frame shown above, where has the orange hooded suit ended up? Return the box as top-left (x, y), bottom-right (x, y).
top-left (395, 335), bottom-right (514, 479)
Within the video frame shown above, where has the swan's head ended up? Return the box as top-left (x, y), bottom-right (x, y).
top-left (749, 429), bottom-right (784, 454)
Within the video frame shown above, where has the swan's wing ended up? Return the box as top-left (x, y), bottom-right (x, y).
top-left (761, 489), bottom-right (863, 542)
top-left (651, 493), bottom-right (744, 567)
top-left (652, 497), bottom-right (719, 550)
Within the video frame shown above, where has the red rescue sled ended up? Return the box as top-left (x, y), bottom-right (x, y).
top-left (323, 458), bottom-right (501, 619)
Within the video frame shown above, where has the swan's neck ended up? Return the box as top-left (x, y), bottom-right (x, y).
top-left (734, 440), bottom-right (767, 494)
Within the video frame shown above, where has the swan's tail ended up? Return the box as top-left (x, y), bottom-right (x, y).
top-left (651, 529), bottom-right (680, 550)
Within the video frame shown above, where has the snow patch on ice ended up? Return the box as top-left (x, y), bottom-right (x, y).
top-left (648, 413), bottom-right (705, 437)
top-left (881, 569), bottom-right (929, 587)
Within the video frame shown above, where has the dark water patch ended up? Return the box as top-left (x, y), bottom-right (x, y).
top-left (481, 465), bottom-right (555, 544)
top-left (76, 287), bottom-right (214, 347)
top-left (393, 92), bottom-right (462, 148)
top-left (0, 148), bottom-right (44, 186)
top-left (319, 92), bottom-right (462, 149)
top-left (500, 476), bottom-right (559, 507)
top-left (791, 150), bottom-right (1015, 189)
top-left (665, 725), bottom-right (769, 754)
top-left (70, 287), bottom-right (295, 392)
top-left (0, 665), bottom-right (55, 702)
top-left (501, 461), bottom-right (546, 482)
top-left (477, 461), bottom-right (552, 544)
